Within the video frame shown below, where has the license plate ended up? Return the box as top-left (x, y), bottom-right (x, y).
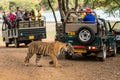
top-left (74, 49), bottom-right (87, 53)
top-left (68, 32), bottom-right (75, 35)
top-left (29, 35), bottom-right (34, 40)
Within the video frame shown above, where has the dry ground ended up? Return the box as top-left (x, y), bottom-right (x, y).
top-left (0, 22), bottom-right (120, 80)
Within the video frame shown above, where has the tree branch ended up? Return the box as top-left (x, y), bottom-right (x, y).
top-left (75, 0), bottom-right (78, 10)
top-left (113, 0), bottom-right (120, 6)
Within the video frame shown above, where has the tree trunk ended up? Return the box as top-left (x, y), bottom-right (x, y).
top-left (66, 0), bottom-right (69, 10)
top-left (58, 0), bottom-right (66, 22)
top-left (92, 0), bottom-right (97, 9)
top-left (84, 0), bottom-right (89, 7)
top-left (47, 0), bottom-right (58, 26)
top-left (58, 0), bottom-right (63, 19)
top-left (75, 0), bottom-right (78, 10)
top-left (62, 0), bottom-right (66, 15)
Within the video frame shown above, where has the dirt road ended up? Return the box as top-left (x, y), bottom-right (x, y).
top-left (0, 22), bottom-right (120, 80)
top-left (0, 42), bottom-right (120, 80)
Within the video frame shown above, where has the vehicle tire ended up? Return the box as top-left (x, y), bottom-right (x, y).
top-left (98, 43), bottom-right (107, 61)
top-left (5, 43), bottom-right (9, 47)
top-left (111, 42), bottom-right (117, 57)
top-left (77, 26), bottom-right (95, 45)
top-left (14, 38), bottom-right (19, 48)
top-left (65, 52), bottom-right (72, 59)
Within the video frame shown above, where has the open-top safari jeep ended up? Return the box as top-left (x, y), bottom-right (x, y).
top-left (56, 11), bottom-right (116, 61)
top-left (2, 16), bottom-right (46, 48)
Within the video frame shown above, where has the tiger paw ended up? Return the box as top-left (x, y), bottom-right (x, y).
top-left (54, 64), bottom-right (62, 68)
top-left (37, 65), bottom-right (43, 67)
top-left (36, 63), bottom-right (43, 67)
top-left (24, 63), bottom-right (29, 66)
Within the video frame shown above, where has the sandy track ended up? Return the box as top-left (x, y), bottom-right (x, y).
top-left (0, 44), bottom-right (120, 80)
top-left (0, 22), bottom-right (120, 80)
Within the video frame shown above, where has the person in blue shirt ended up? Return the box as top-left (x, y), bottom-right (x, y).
top-left (82, 7), bottom-right (96, 24)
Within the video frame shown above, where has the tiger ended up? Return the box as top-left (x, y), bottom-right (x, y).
top-left (24, 41), bottom-right (74, 67)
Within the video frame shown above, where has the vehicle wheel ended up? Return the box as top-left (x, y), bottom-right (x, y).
top-left (15, 38), bottom-right (19, 48)
top-left (111, 42), bottom-right (117, 57)
top-left (98, 43), bottom-right (107, 61)
top-left (5, 43), bottom-right (9, 47)
top-left (77, 26), bottom-right (95, 45)
top-left (65, 52), bottom-right (72, 59)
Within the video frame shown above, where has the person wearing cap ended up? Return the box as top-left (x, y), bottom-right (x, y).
top-left (82, 7), bottom-right (96, 23)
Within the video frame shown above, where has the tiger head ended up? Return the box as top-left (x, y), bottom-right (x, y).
top-left (63, 43), bottom-right (74, 55)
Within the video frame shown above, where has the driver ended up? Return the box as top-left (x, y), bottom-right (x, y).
top-left (82, 7), bottom-right (96, 24)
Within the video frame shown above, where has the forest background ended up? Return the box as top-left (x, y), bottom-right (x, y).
top-left (0, 0), bottom-right (120, 16)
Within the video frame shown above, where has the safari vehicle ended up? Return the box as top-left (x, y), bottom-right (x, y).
top-left (2, 16), bottom-right (46, 48)
top-left (56, 11), bottom-right (116, 61)
top-left (111, 21), bottom-right (120, 52)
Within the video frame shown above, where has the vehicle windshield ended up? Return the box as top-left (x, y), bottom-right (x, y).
top-left (112, 21), bottom-right (120, 30)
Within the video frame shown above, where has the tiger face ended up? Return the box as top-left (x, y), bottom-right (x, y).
top-left (63, 43), bottom-right (74, 55)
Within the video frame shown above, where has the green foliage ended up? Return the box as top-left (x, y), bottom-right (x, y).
top-left (104, 1), bottom-right (120, 17)
top-left (0, 0), bottom-right (57, 11)
top-left (0, 0), bottom-right (120, 17)
top-left (41, 0), bottom-right (56, 10)
top-left (0, 0), bottom-right (37, 11)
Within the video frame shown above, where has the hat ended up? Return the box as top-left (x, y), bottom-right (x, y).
top-left (86, 7), bottom-right (91, 13)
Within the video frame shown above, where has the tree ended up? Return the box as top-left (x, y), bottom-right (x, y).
top-left (103, 0), bottom-right (120, 17)
top-left (47, 0), bottom-right (58, 26)
top-left (58, 0), bottom-right (79, 21)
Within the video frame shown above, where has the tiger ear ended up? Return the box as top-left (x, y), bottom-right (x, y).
top-left (66, 43), bottom-right (71, 46)
top-left (66, 43), bottom-right (68, 46)
top-left (66, 44), bottom-right (68, 46)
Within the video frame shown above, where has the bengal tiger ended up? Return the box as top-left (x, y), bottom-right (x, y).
top-left (24, 41), bottom-right (74, 67)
